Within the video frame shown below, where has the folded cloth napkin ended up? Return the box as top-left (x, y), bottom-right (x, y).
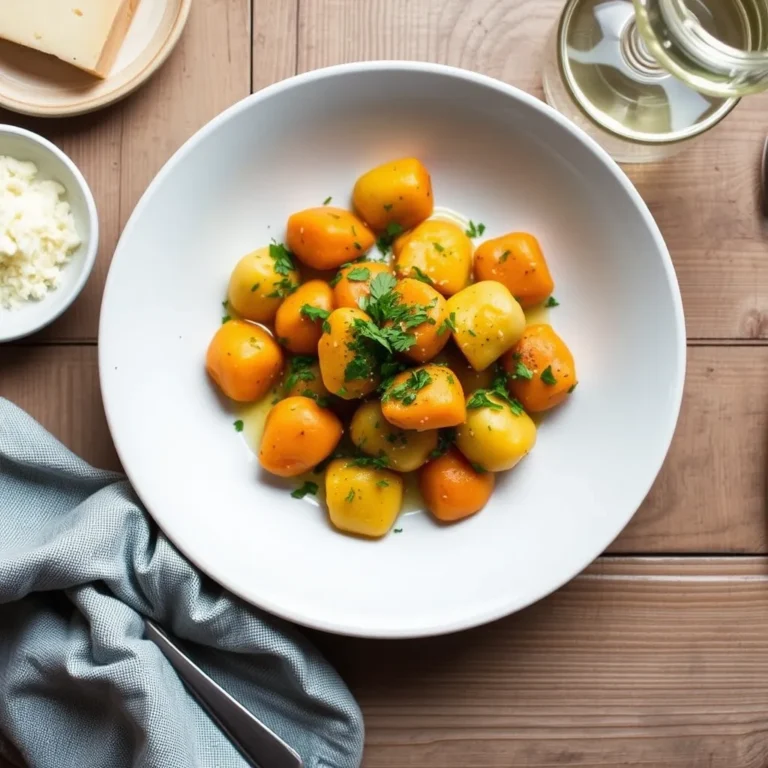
top-left (0, 399), bottom-right (364, 768)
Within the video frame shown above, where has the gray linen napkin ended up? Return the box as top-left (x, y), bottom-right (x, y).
top-left (0, 398), bottom-right (364, 768)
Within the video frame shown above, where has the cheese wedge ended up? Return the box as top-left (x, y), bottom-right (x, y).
top-left (0, 0), bottom-right (140, 78)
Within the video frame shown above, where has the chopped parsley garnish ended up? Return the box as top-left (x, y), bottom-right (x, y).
top-left (376, 221), bottom-right (405, 253)
top-left (383, 368), bottom-right (432, 405)
top-left (499, 250), bottom-right (511, 263)
top-left (346, 266), bottom-right (371, 282)
top-left (467, 371), bottom-right (525, 416)
top-left (337, 386), bottom-right (348, 397)
top-left (393, 527), bottom-right (403, 533)
top-left (467, 329), bottom-right (477, 337)
top-left (541, 366), bottom-right (557, 385)
top-left (429, 428), bottom-right (456, 459)
top-left (328, 213), bottom-right (341, 220)
top-left (345, 489), bottom-right (355, 503)
top-left (568, 382), bottom-right (578, 394)
top-left (349, 455), bottom-right (390, 469)
top-left (323, 196), bottom-right (332, 205)
top-left (329, 271), bottom-right (343, 287)
top-left (285, 356), bottom-right (316, 391)
top-left (300, 304), bottom-right (331, 322)
top-left (222, 299), bottom-right (228, 308)
top-left (410, 266), bottom-right (433, 285)
top-left (433, 241), bottom-right (445, 253)
top-left (269, 242), bottom-right (295, 276)
top-left (291, 481), bottom-right (319, 499)
top-left (233, 419), bottom-right (244, 432)
top-left (465, 220), bottom-right (486, 238)
top-left (353, 241), bottom-right (362, 250)
top-left (437, 312), bottom-right (457, 336)
top-left (301, 389), bottom-right (330, 407)
top-left (383, 203), bottom-right (393, 211)
top-left (471, 462), bottom-right (488, 474)
top-left (322, 319), bottom-right (332, 334)
top-left (250, 282), bottom-right (260, 292)
top-left (513, 361), bottom-right (533, 380)
top-left (221, 314), bottom-right (231, 324)
top-left (266, 277), bottom-right (297, 298)
top-left (545, 296), bottom-right (560, 308)
top-left (377, 480), bottom-right (390, 488)
top-left (467, 391), bottom-right (503, 411)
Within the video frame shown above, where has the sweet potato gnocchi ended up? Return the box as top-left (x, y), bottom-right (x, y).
top-left (206, 157), bottom-right (578, 538)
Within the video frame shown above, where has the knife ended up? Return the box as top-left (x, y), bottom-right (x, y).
top-left (144, 619), bottom-right (304, 768)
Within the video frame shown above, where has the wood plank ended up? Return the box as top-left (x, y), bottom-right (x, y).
top-left (1, 345), bottom-right (120, 471)
top-left (612, 344), bottom-right (768, 553)
top-left (314, 557), bottom-right (768, 768)
top-left (1, 0), bottom-right (252, 343)
top-left (297, 0), bottom-right (768, 341)
top-left (2, 345), bottom-right (766, 552)
top-left (252, 0), bottom-right (298, 91)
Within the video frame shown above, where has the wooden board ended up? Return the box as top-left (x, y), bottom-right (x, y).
top-left (3, 344), bottom-right (767, 553)
top-left (0, 0), bottom-right (252, 342)
top-left (315, 557), bottom-right (768, 768)
top-left (297, 0), bottom-right (768, 341)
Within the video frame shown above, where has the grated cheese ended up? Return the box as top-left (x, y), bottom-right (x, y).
top-left (0, 155), bottom-right (81, 308)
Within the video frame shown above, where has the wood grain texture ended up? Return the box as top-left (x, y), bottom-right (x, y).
top-left (0, 0), bottom-right (252, 342)
top-left (316, 557), bottom-right (768, 768)
top-left (1, 346), bottom-right (120, 471)
top-left (253, 0), bottom-right (298, 90)
top-left (613, 344), bottom-right (768, 553)
top-left (3, 345), bottom-right (766, 553)
top-left (298, 0), bottom-right (768, 340)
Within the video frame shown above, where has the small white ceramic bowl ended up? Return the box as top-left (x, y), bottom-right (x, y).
top-left (0, 125), bottom-right (98, 342)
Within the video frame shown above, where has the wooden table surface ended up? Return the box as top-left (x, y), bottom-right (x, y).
top-left (3, 1), bottom-right (768, 766)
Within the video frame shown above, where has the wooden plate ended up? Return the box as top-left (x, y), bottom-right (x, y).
top-left (0, 0), bottom-right (191, 117)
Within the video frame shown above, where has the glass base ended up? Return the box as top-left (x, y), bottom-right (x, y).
top-left (542, 0), bottom-right (738, 163)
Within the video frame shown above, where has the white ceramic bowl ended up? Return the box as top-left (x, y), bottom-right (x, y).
top-left (0, 126), bottom-right (98, 342)
top-left (100, 62), bottom-right (686, 638)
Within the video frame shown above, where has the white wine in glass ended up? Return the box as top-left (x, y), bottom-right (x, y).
top-left (543, 0), bottom-right (768, 162)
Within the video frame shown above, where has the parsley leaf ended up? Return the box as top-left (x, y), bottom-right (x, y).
top-left (291, 481), bottom-right (319, 499)
top-left (375, 222), bottom-right (405, 253)
top-left (221, 315), bottom-right (231, 324)
top-left (568, 382), bottom-right (578, 394)
top-left (471, 462), bottom-right (488, 474)
top-left (377, 480), bottom-right (390, 488)
top-left (410, 266), bottom-right (434, 285)
top-left (345, 489), bottom-right (355, 503)
top-left (284, 356), bottom-right (316, 391)
top-left (541, 366), bottom-right (557, 385)
top-left (329, 271), bottom-right (343, 288)
top-left (393, 527), bottom-right (403, 533)
top-left (437, 312), bottom-right (457, 336)
top-left (467, 391), bottom-right (503, 410)
top-left (383, 368), bottom-right (432, 404)
top-left (545, 296), bottom-right (560, 308)
top-left (300, 304), bottom-right (331, 322)
top-left (269, 242), bottom-right (295, 276)
top-left (349, 455), bottom-right (390, 469)
top-left (499, 250), bottom-right (511, 263)
top-left (250, 282), bottom-right (260, 292)
top-left (513, 361), bottom-right (533, 380)
top-left (233, 419), bottom-right (244, 432)
top-left (465, 220), bottom-right (486, 238)
top-left (433, 241), bottom-right (445, 253)
top-left (383, 203), bottom-right (393, 211)
top-left (266, 277), bottom-right (297, 298)
top-left (346, 266), bottom-right (371, 282)
top-left (323, 196), bottom-right (332, 205)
